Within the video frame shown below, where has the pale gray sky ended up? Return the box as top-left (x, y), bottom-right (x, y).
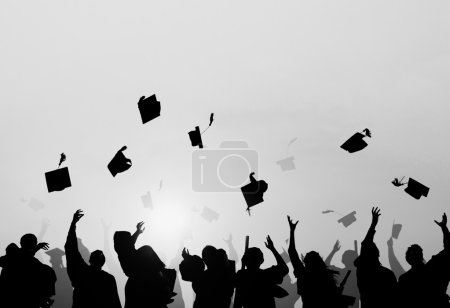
top-left (1, 0), bottom-right (450, 305)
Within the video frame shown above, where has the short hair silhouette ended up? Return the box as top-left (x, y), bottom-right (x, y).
top-left (243, 247), bottom-right (264, 269)
top-left (341, 250), bottom-right (358, 268)
top-left (89, 250), bottom-right (106, 269)
top-left (20, 233), bottom-right (38, 250)
top-left (405, 244), bottom-right (424, 266)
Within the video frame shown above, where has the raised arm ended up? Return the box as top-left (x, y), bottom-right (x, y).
top-left (325, 240), bottom-right (341, 266)
top-left (64, 210), bottom-right (88, 285)
top-left (434, 213), bottom-right (449, 250)
top-left (287, 215), bottom-right (304, 276)
top-left (131, 221), bottom-right (145, 245)
top-left (265, 235), bottom-right (289, 276)
top-left (387, 237), bottom-right (405, 279)
top-left (363, 207), bottom-right (381, 245)
top-left (224, 234), bottom-right (239, 263)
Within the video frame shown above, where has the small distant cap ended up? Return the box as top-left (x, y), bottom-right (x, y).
top-left (201, 206), bottom-right (219, 222)
top-left (392, 223), bottom-right (402, 239)
top-left (141, 191), bottom-right (153, 209)
top-left (108, 146), bottom-right (132, 177)
top-left (138, 95), bottom-right (161, 124)
top-left (337, 211), bottom-right (357, 227)
top-left (404, 178), bottom-right (430, 200)
top-left (276, 156), bottom-right (296, 171)
top-left (341, 132), bottom-right (368, 153)
top-left (188, 126), bottom-right (203, 148)
top-left (45, 248), bottom-right (65, 260)
top-left (45, 167), bottom-right (72, 193)
top-left (27, 198), bottom-right (45, 211)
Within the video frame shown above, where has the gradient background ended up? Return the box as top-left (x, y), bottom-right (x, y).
top-left (1, 0), bottom-right (450, 306)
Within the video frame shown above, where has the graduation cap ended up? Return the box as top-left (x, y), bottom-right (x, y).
top-left (404, 178), bottom-right (430, 200)
top-left (392, 222), bottom-right (402, 239)
top-left (392, 176), bottom-right (406, 187)
top-left (45, 248), bottom-right (65, 262)
top-left (138, 95), bottom-right (161, 124)
top-left (241, 172), bottom-right (268, 215)
top-left (189, 113), bottom-right (214, 148)
top-left (201, 206), bottom-right (219, 222)
top-left (323, 210), bottom-right (357, 227)
top-left (141, 191), bottom-right (153, 209)
top-left (45, 153), bottom-right (71, 193)
top-left (276, 156), bottom-right (296, 171)
top-left (337, 211), bottom-right (357, 228)
top-left (341, 128), bottom-right (371, 153)
top-left (27, 198), bottom-right (45, 211)
top-left (108, 146), bottom-right (132, 177)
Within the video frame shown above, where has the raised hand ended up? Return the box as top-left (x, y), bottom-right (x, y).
top-left (73, 210), bottom-right (84, 224)
top-left (333, 240), bottom-right (341, 252)
top-left (36, 242), bottom-right (50, 251)
top-left (287, 215), bottom-right (299, 231)
top-left (182, 248), bottom-right (190, 259)
top-left (136, 221), bottom-right (145, 234)
top-left (265, 235), bottom-right (275, 251)
top-left (434, 213), bottom-right (447, 228)
top-left (371, 207), bottom-right (381, 225)
top-left (387, 237), bottom-right (393, 247)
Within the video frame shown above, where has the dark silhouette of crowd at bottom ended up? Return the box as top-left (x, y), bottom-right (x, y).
top-left (0, 207), bottom-right (449, 308)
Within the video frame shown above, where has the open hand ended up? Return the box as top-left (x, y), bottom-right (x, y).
top-left (287, 215), bottom-right (299, 231)
top-left (265, 235), bottom-right (275, 251)
top-left (371, 207), bottom-right (381, 224)
top-left (333, 240), bottom-right (341, 252)
top-left (37, 242), bottom-right (50, 251)
top-left (136, 221), bottom-right (145, 234)
top-left (435, 213), bottom-right (447, 228)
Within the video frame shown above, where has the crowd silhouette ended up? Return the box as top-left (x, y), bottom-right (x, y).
top-left (1, 208), bottom-right (449, 307)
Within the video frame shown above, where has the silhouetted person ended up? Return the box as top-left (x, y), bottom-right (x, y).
top-left (354, 207), bottom-right (397, 308)
top-left (102, 219), bottom-right (126, 306)
top-left (65, 210), bottom-right (121, 308)
top-left (114, 222), bottom-right (176, 308)
top-left (287, 216), bottom-right (342, 308)
top-left (180, 245), bottom-right (235, 308)
top-left (0, 234), bottom-right (56, 307)
top-left (45, 248), bottom-right (73, 308)
top-left (324, 240), bottom-right (360, 308)
top-left (398, 213), bottom-right (450, 308)
top-left (234, 236), bottom-right (288, 308)
top-left (387, 237), bottom-right (405, 280)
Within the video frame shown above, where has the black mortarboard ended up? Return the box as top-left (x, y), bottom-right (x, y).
top-left (27, 198), bottom-right (45, 211)
top-left (201, 206), bottom-right (219, 222)
top-left (108, 146), bottom-right (132, 177)
top-left (45, 167), bottom-right (72, 192)
top-left (404, 178), bottom-right (429, 199)
top-left (337, 211), bottom-right (357, 227)
top-left (188, 126), bottom-right (203, 148)
top-left (141, 191), bottom-right (153, 209)
top-left (138, 95), bottom-right (161, 124)
top-left (341, 129), bottom-right (371, 153)
top-left (241, 173), bottom-right (268, 215)
top-left (276, 156), bottom-right (296, 171)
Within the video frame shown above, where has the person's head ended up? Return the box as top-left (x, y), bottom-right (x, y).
top-left (304, 251), bottom-right (326, 270)
top-left (202, 245), bottom-right (218, 268)
top-left (341, 250), bottom-right (358, 268)
top-left (20, 233), bottom-right (38, 254)
top-left (89, 250), bottom-right (105, 269)
top-left (6, 243), bottom-right (19, 256)
top-left (243, 247), bottom-right (264, 270)
top-left (137, 245), bottom-right (165, 272)
top-left (405, 244), bottom-right (424, 267)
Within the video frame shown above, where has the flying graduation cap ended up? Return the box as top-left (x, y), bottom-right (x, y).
top-left (241, 172), bottom-right (268, 215)
top-left (108, 146), bottom-right (132, 177)
top-left (138, 94), bottom-right (161, 124)
top-left (141, 191), bottom-right (153, 209)
top-left (341, 128), bottom-right (371, 153)
top-left (392, 222), bottom-right (402, 239)
top-left (45, 248), bottom-right (65, 263)
top-left (45, 153), bottom-right (72, 193)
top-left (201, 206), bottom-right (219, 222)
top-left (189, 113), bottom-right (214, 148)
top-left (323, 210), bottom-right (357, 228)
top-left (403, 178), bottom-right (430, 200)
top-left (276, 156), bottom-right (296, 171)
